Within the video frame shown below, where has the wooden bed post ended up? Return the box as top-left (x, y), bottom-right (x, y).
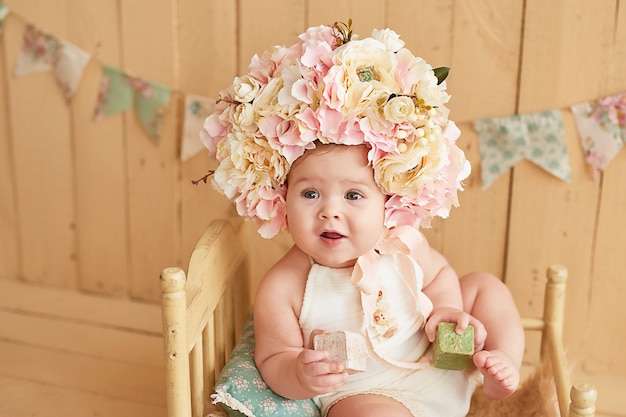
top-left (541, 265), bottom-right (567, 360)
top-left (542, 265), bottom-right (598, 417)
top-left (543, 265), bottom-right (571, 417)
top-left (161, 267), bottom-right (192, 417)
top-left (569, 383), bottom-right (598, 417)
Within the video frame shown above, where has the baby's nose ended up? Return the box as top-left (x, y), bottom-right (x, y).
top-left (318, 201), bottom-right (341, 220)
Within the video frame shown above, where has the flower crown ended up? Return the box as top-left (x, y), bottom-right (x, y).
top-left (201, 21), bottom-right (471, 238)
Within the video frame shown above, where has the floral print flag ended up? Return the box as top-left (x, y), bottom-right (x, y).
top-left (94, 65), bottom-right (134, 118)
top-left (94, 65), bottom-right (172, 142)
top-left (474, 110), bottom-right (571, 189)
top-left (571, 93), bottom-right (625, 178)
top-left (181, 94), bottom-right (215, 161)
top-left (13, 25), bottom-right (90, 102)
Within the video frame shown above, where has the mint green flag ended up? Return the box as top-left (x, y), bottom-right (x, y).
top-left (0, 2), bottom-right (10, 32)
top-left (94, 65), bottom-right (172, 142)
top-left (474, 110), bottom-right (571, 189)
top-left (94, 65), bottom-right (134, 118)
top-left (132, 78), bottom-right (172, 142)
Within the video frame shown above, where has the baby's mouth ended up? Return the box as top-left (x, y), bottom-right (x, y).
top-left (321, 231), bottom-right (345, 240)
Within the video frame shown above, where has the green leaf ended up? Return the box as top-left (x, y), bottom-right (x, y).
top-left (433, 67), bottom-right (450, 85)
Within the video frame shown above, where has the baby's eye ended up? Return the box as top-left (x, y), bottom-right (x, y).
top-left (345, 191), bottom-right (363, 201)
top-left (303, 190), bottom-right (319, 199)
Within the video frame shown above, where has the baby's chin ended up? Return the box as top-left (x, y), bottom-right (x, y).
top-left (311, 256), bottom-right (358, 269)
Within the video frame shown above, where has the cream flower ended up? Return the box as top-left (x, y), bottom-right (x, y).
top-left (383, 96), bottom-right (417, 124)
top-left (371, 28), bottom-right (404, 52)
top-left (232, 75), bottom-right (260, 103)
top-left (226, 130), bottom-right (289, 186)
top-left (324, 38), bottom-right (398, 116)
top-left (229, 102), bottom-right (256, 132)
top-left (373, 132), bottom-right (446, 197)
top-left (254, 77), bottom-right (284, 117)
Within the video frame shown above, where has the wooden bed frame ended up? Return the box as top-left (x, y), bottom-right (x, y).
top-left (160, 220), bottom-right (598, 417)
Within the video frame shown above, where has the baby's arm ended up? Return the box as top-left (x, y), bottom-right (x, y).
top-left (414, 240), bottom-right (486, 347)
top-left (253, 246), bottom-right (348, 400)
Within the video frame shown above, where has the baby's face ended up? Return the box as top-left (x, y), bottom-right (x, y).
top-left (286, 144), bottom-right (386, 268)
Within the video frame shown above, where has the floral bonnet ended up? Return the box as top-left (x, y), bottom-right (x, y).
top-left (200, 21), bottom-right (471, 238)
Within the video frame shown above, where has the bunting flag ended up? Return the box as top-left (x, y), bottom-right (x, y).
top-left (474, 110), bottom-right (571, 189)
top-left (94, 65), bottom-right (172, 142)
top-left (571, 92), bottom-right (625, 178)
top-left (0, 2), bottom-right (8, 32)
top-left (13, 25), bottom-right (90, 102)
top-left (181, 94), bottom-right (216, 161)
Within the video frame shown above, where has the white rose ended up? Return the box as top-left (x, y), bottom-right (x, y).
top-left (383, 96), bottom-right (416, 123)
top-left (326, 38), bottom-right (398, 115)
top-left (230, 102), bottom-right (256, 132)
top-left (371, 28), bottom-right (405, 53)
top-left (232, 75), bottom-right (260, 103)
top-left (254, 77), bottom-right (283, 116)
top-left (212, 158), bottom-right (244, 199)
top-left (374, 135), bottom-right (445, 197)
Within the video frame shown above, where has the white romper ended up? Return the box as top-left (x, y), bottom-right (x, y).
top-left (299, 253), bottom-right (477, 417)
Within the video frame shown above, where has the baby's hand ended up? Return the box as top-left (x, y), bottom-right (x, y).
top-left (424, 307), bottom-right (487, 352)
top-left (295, 330), bottom-right (348, 395)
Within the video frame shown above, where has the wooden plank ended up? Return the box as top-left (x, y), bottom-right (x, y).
top-left (442, 124), bottom-right (511, 277)
top-left (518, 0), bottom-right (615, 109)
top-left (585, 147), bottom-right (626, 377)
top-left (440, 0), bottom-right (524, 277)
top-left (0, 279), bottom-right (162, 334)
top-left (608, 0), bottom-right (626, 93)
top-left (0, 375), bottom-right (166, 417)
top-left (3, 1), bottom-right (78, 288)
top-left (178, 0), bottom-right (238, 261)
top-left (120, 0), bottom-right (179, 302)
top-left (0, 309), bottom-right (164, 368)
top-left (583, 0), bottom-right (626, 388)
top-left (239, 0), bottom-right (306, 73)
top-left (70, 0), bottom-right (130, 296)
top-left (0, 340), bottom-right (166, 407)
top-left (0, 8), bottom-right (20, 280)
top-left (507, 116), bottom-right (599, 365)
top-left (449, 0), bottom-right (525, 122)
top-left (307, 0), bottom-right (384, 30)
top-left (506, 0), bottom-right (609, 372)
top-left (387, 0), bottom-right (454, 67)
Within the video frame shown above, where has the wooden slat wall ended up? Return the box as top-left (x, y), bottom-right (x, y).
top-left (1, 0), bottom-right (625, 413)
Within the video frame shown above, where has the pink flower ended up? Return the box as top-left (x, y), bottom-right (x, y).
top-left (291, 68), bottom-right (321, 104)
top-left (201, 112), bottom-right (227, 155)
top-left (256, 197), bottom-right (287, 239)
top-left (300, 40), bottom-right (334, 72)
top-left (316, 107), bottom-right (365, 145)
top-left (258, 114), bottom-right (315, 164)
top-left (248, 50), bottom-right (277, 84)
top-left (298, 24), bottom-right (337, 47)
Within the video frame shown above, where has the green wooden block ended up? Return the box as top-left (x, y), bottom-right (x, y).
top-left (433, 322), bottom-right (474, 370)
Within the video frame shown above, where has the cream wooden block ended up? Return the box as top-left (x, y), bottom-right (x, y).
top-left (313, 331), bottom-right (367, 373)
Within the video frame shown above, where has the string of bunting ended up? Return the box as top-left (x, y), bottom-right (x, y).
top-left (1, 2), bottom-right (624, 186)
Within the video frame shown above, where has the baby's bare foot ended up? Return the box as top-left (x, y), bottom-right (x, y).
top-left (473, 349), bottom-right (520, 400)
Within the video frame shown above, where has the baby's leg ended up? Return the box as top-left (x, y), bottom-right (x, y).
top-left (460, 272), bottom-right (524, 400)
top-left (327, 394), bottom-right (413, 417)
